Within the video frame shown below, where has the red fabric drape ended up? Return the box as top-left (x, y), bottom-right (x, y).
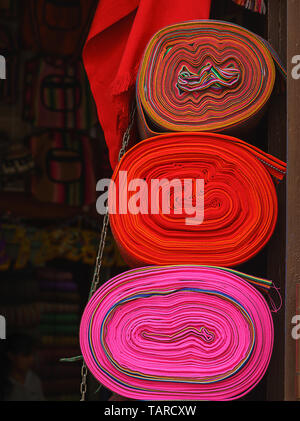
top-left (83, 0), bottom-right (211, 169)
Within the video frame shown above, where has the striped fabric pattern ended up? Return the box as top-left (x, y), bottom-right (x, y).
top-left (136, 20), bottom-right (276, 139)
top-left (24, 58), bottom-right (97, 130)
top-left (80, 265), bottom-right (274, 400)
top-left (109, 132), bottom-right (286, 268)
top-left (30, 131), bottom-right (96, 206)
top-left (232, 0), bottom-right (267, 14)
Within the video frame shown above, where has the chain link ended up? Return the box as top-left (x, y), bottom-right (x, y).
top-left (79, 103), bottom-right (136, 401)
top-left (80, 362), bottom-right (88, 401)
top-left (89, 211), bottom-right (110, 299)
top-left (118, 105), bottom-right (136, 162)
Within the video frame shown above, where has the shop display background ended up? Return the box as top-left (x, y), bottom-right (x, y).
top-left (0, 0), bottom-right (298, 402)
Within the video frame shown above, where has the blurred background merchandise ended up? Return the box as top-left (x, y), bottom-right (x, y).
top-left (0, 0), bottom-right (127, 401)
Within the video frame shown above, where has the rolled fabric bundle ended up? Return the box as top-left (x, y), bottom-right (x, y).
top-left (39, 280), bottom-right (78, 292)
top-left (80, 265), bottom-right (274, 400)
top-left (136, 20), bottom-right (278, 139)
top-left (40, 313), bottom-right (79, 325)
top-left (39, 292), bottom-right (80, 304)
top-left (41, 336), bottom-right (79, 348)
top-left (232, 0), bottom-right (267, 14)
top-left (40, 324), bottom-right (79, 336)
top-left (38, 302), bottom-right (80, 314)
top-left (108, 132), bottom-right (286, 268)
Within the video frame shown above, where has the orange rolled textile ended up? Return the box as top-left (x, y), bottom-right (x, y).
top-left (136, 20), bottom-right (282, 140)
top-left (108, 132), bottom-right (286, 268)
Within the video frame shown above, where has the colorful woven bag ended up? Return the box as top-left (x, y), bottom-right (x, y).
top-left (23, 58), bottom-right (97, 130)
top-left (22, 0), bottom-right (98, 59)
top-left (30, 130), bottom-right (96, 206)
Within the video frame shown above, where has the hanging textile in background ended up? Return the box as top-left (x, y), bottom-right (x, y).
top-left (0, 25), bottom-right (18, 103)
top-left (80, 265), bottom-right (274, 400)
top-left (136, 20), bottom-right (281, 140)
top-left (0, 0), bottom-right (18, 18)
top-left (22, 0), bottom-right (98, 59)
top-left (23, 58), bottom-right (97, 131)
top-left (0, 270), bottom-right (40, 329)
top-left (0, 134), bottom-right (32, 192)
top-left (0, 224), bottom-right (7, 265)
top-left (0, 142), bottom-right (35, 185)
top-left (0, 302), bottom-right (40, 329)
top-left (0, 0), bottom-right (17, 18)
top-left (109, 132), bottom-right (286, 268)
top-left (83, 0), bottom-right (212, 170)
top-left (232, 0), bottom-right (267, 14)
top-left (30, 131), bottom-right (96, 206)
top-left (0, 223), bottom-right (126, 270)
top-left (37, 268), bottom-right (81, 401)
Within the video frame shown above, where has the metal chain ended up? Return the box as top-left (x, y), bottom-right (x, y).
top-left (88, 211), bottom-right (110, 299)
top-left (118, 105), bottom-right (136, 162)
top-left (80, 362), bottom-right (88, 401)
top-left (79, 103), bottom-right (136, 401)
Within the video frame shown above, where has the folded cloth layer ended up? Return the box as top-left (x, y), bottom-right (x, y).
top-left (80, 265), bottom-right (274, 400)
top-left (136, 20), bottom-right (276, 139)
top-left (83, 0), bottom-right (211, 169)
top-left (108, 132), bottom-right (286, 268)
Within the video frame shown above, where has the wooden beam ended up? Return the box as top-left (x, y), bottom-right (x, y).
top-left (266, 0), bottom-right (287, 401)
top-left (286, 0), bottom-right (300, 402)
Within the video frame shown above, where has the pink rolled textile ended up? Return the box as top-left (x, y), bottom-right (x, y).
top-left (80, 265), bottom-right (274, 400)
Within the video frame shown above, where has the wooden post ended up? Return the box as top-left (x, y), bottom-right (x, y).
top-left (286, 0), bottom-right (300, 402)
top-left (266, 0), bottom-right (287, 401)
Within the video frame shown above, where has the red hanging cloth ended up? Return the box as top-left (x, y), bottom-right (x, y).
top-left (83, 0), bottom-right (211, 169)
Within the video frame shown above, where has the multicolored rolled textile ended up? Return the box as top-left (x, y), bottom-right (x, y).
top-left (232, 0), bottom-right (267, 14)
top-left (80, 265), bottom-right (274, 400)
top-left (108, 132), bottom-right (286, 268)
top-left (136, 20), bottom-right (278, 139)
